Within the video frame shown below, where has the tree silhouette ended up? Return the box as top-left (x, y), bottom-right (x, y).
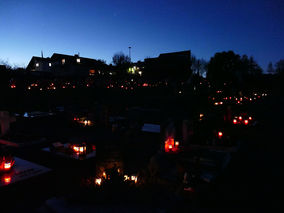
top-left (275, 59), bottom-right (284, 74)
top-left (112, 52), bottom-right (131, 76)
top-left (191, 55), bottom-right (208, 77)
top-left (207, 51), bottom-right (262, 89)
top-left (267, 62), bottom-right (274, 74)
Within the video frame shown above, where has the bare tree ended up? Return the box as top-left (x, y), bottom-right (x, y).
top-left (267, 62), bottom-right (274, 74)
top-left (112, 52), bottom-right (131, 67)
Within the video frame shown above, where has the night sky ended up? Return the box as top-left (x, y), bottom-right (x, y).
top-left (0, 0), bottom-right (283, 70)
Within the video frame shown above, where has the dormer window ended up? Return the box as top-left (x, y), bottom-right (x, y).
top-left (49, 63), bottom-right (52, 67)
top-left (36, 63), bottom-right (39, 67)
top-left (76, 58), bottom-right (80, 63)
top-left (62, 59), bottom-right (65, 64)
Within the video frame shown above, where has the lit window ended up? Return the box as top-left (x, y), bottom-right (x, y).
top-left (36, 63), bottom-right (39, 67)
top-left (62, 59), bottom-right (65, 64)
top-left (89, 69), bottom-right (95, 76)
top-left (76, 58), bottom-right (80, 63)
top-left (49, 63), bottom-right (52, 67)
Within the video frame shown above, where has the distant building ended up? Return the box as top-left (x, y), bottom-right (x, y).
top-left (27, 53), bottom-right (108, 77)
top-left (0, 65), bottom-right (7, 71)
top-left (143, 50), bottom-right (192, 80)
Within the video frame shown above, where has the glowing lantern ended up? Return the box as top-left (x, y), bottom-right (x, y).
top-left (4, 162), bottom-right (11, 170)
top-left (244, 120), bottom-right (249, 125)
top-left (95, 178), bottom-right (102, 186)
top-left (131, 176), bottom-right (138, 183)
top-left (239, 116), bottom-right (242, 120)
top-left (218, 131), bottom-right (223, 139)
top-left (249, 117), bottom-right (252, 120)
top-left (102, 171), bottom-right (106, 179)
top-left (3, 175), bottom-right (11, 184)
top-left (214, 102), bottom-right (219, 105)
top-left (165, 137), bottom-right (179, 153)
top-left (233, 119), bottom-right (237, 124)
top-left (72, 144), bottom-right (86, 155)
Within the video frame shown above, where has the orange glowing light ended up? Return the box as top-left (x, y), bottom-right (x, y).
top-left (4, 176), bottom-right (11, 184)
top-left (4, 162), bottom-right (11, 170)
top-left (102, 172), bottom-right (106, 179)
top-left (249, 117), bottom-right (252, 120)
top-left (73, 146), bottom-right (79, 152)
top-left (218, 132), bottom-right (223, 138)
top-left (95, 178), bottom-right (102, 185)
top-left (244, 120), bottom-right (249, 125)
top-left (233, 119), bottom-right (237, 124)
top-left (165, 137), bottom-right (179, 153)
top-left (239, 116), bottom-right (242, 120)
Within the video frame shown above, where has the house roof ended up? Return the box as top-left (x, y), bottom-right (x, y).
top-left (159, 50), bottom-right (191, 58)
top-left (26, 56), bottom-right (51, 70)
top-left (51, 53), bottom-right (97, 62)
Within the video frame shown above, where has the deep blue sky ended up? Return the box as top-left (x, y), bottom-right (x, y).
top-left (0, 0), bottom-right (283, 70)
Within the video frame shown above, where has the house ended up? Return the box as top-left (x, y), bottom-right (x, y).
top-left (27, 53), bottom-right (108, 77)
top-left (143, 50), bottom-right (192, 80)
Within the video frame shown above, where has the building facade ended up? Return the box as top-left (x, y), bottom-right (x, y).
top-left (27, 53), bottom-right (107, 77)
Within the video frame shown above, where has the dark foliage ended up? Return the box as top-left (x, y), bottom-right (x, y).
top-left (207, 51), bottom-right (262, 89)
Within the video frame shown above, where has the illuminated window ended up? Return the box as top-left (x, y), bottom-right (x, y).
top-left (36, 63), bottom-right (39, 67)
top-left (62, 59), bottom-right (65, 64)
top-left (49, 63), bottom-right (52, 67)
top-left (89, 69), bottom-right (95, 76)
top-left (76, 58), bottom-right (80, 63)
